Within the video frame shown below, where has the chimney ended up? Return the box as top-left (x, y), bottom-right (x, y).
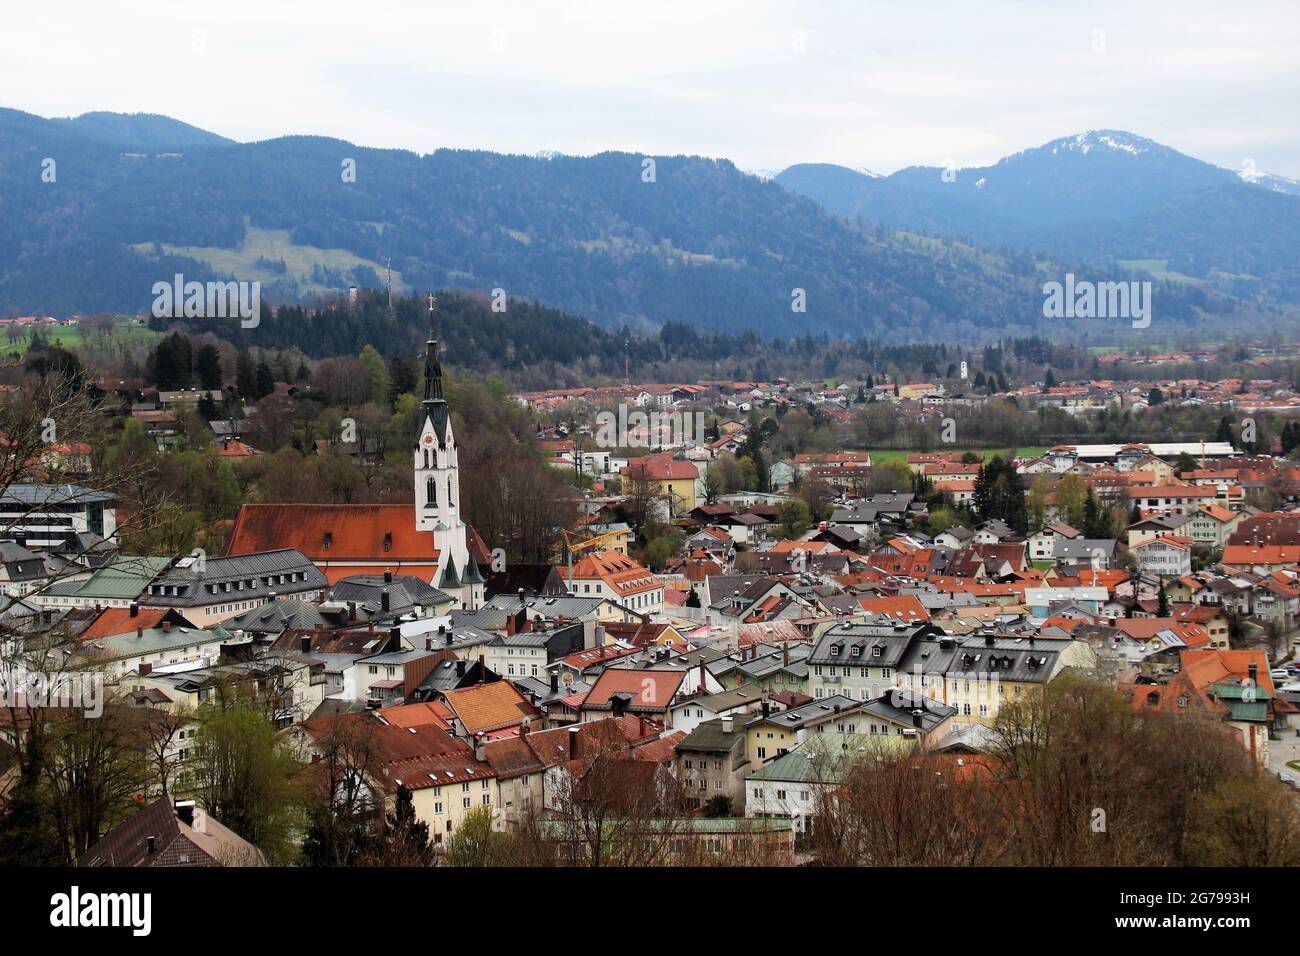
top-left (146, 836), bottom-right (156, 855)
top-left (518, 588), bottom-right (526, 608)
top-left (301, 635), bottom-right (311, 654)
top-left (506, 613), bottom-right (516, 637)
top-left (478, 654), bottom-right (485, 683)
top-left (568, 725), bottom-right (581, 760)
top-left (761, 701), bottom-right (770, 719)
top-left (136, 626), bottom-right (144, 640)
top-left (138, 662), bottom-right (152, 676)
top-left (549, 670), bottom-right (559, 694)
top-left (381, 588), bottom-right (390, 613)
top-left (520, 717), bottom-right (529, 740)
top-left (425, 638), bottom-right (433, 651)
top-left (384, 570), bottom-right (392, 584)
top-left (721, 715), bottom-right (734, 733)
top-left (984, 633), bottom-right (994, 646)
top-left (638, 714), bottom-right (647, 738)
top-left (162, 621), bottom-right (171, 634)
top-left (129, 602), bottom-right (139, 617)
top-left (782, 644), bottom-right (789, 666)
top-left (348, 602), bottom-right (357, 622)
top-left (456, 660), bottom-right (466, 677)
top-left (474, 735), bottom-right (486, 762)
top-left (1249, 661), bottom-right (1258, 683)
top-left (912, 709), bottom-right (925, 729)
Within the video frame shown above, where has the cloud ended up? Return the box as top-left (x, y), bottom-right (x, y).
top-left (3, 0), bottom-right (1297, 176)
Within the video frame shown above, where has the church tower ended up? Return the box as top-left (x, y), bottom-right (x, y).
top-left (414, 294), bottom-right (481, 607)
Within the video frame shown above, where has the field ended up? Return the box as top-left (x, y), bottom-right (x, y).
top-left (131, 224), bottom-right (406, 297)
top-left (0, 323), bottom-right (162, 356)
top-left (868, 446), bottom-right (1047, 466)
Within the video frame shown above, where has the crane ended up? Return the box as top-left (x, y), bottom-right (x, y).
top-left (559, 527), bottom-right (627, 576)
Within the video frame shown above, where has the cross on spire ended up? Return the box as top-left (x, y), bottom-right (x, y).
top-left (423, 292), bottom-right (445, 406)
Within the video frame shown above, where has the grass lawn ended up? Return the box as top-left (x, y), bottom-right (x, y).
top-left (0, 324), bottom-right (162, 356)
top-left (1288, 760), bottom-right (1300, 773)
top-left (869, 447), bottom-right (1047, 465)
top-left (132, 224), bottom-right (406, 298)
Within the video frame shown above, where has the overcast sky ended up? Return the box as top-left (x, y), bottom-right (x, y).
top-left (5, 0), bottom-right (1298, 177)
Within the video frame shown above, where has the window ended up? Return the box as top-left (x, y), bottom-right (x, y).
top-left (462, 797), bottom-right (471, 809)
top-left (482, 794), bottom-right (491, 805)
top-left (426, 476), bottom-right (437, 507)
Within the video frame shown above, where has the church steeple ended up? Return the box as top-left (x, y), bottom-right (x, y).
top-left (424, 292), bottom-right (445, 404)
top-left (420, 293), bottom-right (450, 442)
top-left (412, 290), bottom-right (476, 609)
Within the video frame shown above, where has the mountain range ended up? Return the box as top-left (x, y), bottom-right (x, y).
top-left (0, 110), bottom-right (1295, 342)
top-left (777, 131), bottom-right (1300, 304)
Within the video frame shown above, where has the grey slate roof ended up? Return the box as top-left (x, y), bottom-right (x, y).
top-left (0, 484), bottom-right (115, 506)
top-left (808, 621), bottom-right (937, 668)
top-left (674, 716), bottom-right (749, 754)
top-left (142, 549), bottom-right (326, 608)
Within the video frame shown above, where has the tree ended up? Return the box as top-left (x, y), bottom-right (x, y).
top-left (184, 703), bottom-right (304, 864)
top-left (1184, 775), bottom-right (1300, 866)
top-left (362, 784), bottom-right (434, 866)
top-left (358, 344), bottom-right (391, 407)
top-left (195, 343), bottom-right (224, 391)
top-left (41, 706), bottom-right (150, 862)
top-left (235, 349), bottom-right (257, 398)
top-left (141, 705), bottom-right (195, 795)
top-left (1215, 415), bottom-right (1235, 446)
top-left (777, 498), bottom-right (812, 539)
top-left (445, 804), bottom-right (513, 866)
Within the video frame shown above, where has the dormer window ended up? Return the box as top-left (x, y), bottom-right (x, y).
top-left (383, 533), bottom-right (392, 553)
top-left (323, 532), bottom-right (332, 551)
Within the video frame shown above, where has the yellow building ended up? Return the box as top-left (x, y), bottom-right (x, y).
top-left (396, 752), bottom-right (502, 845)
top-left (622, 453), bottom-right (699, 514)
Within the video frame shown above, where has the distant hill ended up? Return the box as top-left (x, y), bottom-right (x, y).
top-left (777, 130), bottom-right (1300, 304)
top-left (0, 112), bottom-right (1266, 340)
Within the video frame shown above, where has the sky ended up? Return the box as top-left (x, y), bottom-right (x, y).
top-left (4, 0), bottom-right (1299, 177)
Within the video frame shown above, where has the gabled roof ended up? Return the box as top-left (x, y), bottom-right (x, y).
top-left (225, 503), bottom-right (440, 563)
top-left (77, 797), bottom-right (264, 867)
top-left (442, 681), bottom-right (540, 735)
top-left (583, 668), bottom-right (686, 713)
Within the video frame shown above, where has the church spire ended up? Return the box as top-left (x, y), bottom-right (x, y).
top-left (417, 292), bottom-right (450, 444)
top-left (424, 292), bottom-right (445, 404)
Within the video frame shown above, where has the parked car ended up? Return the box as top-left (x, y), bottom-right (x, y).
top-left (1270, 669), bottom-right (1290, 682)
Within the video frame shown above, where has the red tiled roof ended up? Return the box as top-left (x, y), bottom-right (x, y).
top-left (583, 668), bottom-right (685, 712)
top-left (225, 503), bottom-right (441, 564)
top-left (79, 607), bottom-right (172, 641)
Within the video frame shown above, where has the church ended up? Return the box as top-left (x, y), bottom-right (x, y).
top-left (224, 297), bottom-right (486, 610)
